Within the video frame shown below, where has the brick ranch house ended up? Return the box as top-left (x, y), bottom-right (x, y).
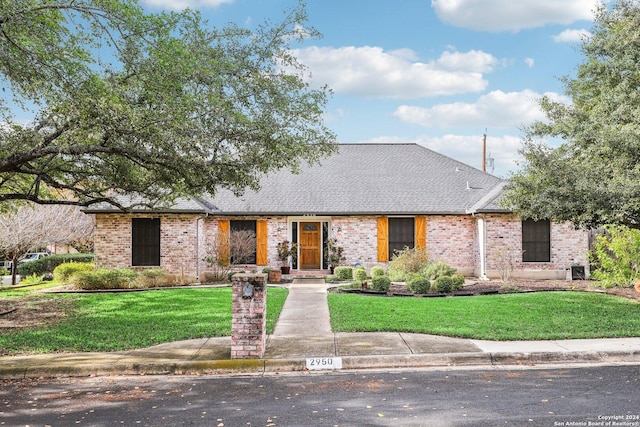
top-left (85, 143), bottom-right (590, 282)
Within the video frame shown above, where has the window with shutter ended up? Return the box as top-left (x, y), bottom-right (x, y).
top-left (231, 220), bottom-right (257, 264)
top-left (388, 217), bottom-right (415, 259)
top-left (132, 218), bottom-right (160, 266)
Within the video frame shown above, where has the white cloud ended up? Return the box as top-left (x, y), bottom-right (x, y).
top-left (393, 90), bottom-right (569, 128)
top-left (553, 28), bottom-right (592, 43)
top-left (436, 50), bottom-right (499, 73)
top-left (524, 57), bottom-right (535, 68)
top-left (431, 0), bottom-right (597, 32)
top-left (142, 0), bottom-right (234, 10)
top-left (351, 134), bottom-right (523, 177)
top-left (291, 46), bottom-right (498, 98)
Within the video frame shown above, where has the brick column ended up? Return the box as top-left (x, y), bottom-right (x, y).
top-left (231, 273), bottom-right (267, 359)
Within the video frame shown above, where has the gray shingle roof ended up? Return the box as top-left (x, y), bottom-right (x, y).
top-left (85, 143), bottom-right (506, 215)
top-left (203, 143), bottom-right (504, 215)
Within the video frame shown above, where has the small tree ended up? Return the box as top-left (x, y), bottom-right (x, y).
top-left (0, 203), bottom-right (94, 285)
top-left (590, 225), bottom-right (640, 288)
top-left (204, 230), bottom-right (257, 282)
top-left (276, 240), bottom-right (298, 269)
top-left (490, 243), bottom-right (520, 284)
top-left (324, 237), bottom-right (345, 268)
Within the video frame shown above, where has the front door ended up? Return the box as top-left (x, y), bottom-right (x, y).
top-left (300, 222), bottom-right (321, 269)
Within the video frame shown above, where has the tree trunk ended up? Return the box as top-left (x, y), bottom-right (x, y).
top-left (11, 254), bottom-right (18, 286)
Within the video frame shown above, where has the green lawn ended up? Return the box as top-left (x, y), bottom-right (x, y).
top-left (328, 291), bottom-right (640, 340)
top-left (0, 287), bottom-right (288, 355)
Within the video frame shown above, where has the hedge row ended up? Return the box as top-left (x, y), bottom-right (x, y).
top-left (17, 253), bottom-right (94, 276)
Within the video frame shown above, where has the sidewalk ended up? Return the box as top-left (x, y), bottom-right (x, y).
top-left (1, 279), bottom-right (640, 378)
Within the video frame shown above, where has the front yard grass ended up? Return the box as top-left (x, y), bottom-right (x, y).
top-left (0, 287), bottom-right (288, 355)
top-left (328, 291), bottom-right (640, 340)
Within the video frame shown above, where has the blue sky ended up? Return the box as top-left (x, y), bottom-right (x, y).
top-left (18, 0), bottom-right (600, 178)
top-left (142, 0), bottom-right (597, 177)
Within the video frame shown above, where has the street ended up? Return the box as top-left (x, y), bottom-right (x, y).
top-left (1, 364), bottom-right (639, 426)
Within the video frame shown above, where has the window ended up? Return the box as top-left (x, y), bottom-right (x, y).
top-left (230, 220), bottom-right (256, 264)
top-left (522, 219), bottom-right (550, 262)
top-left (388, 217), bottom-right (415, 259)
top-left (132, 218), bottom-right (160, 266)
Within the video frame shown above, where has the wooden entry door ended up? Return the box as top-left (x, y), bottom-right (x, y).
top-left (300, 222), bottom-right (321, 269)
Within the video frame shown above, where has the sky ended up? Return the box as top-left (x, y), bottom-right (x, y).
top-left (139, 0), bottom-right (599, 178)
top-left (19, 0), bottom-right (601, 178)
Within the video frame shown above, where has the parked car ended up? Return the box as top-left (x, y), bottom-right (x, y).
top-left (18, 252), bottom-right (50, 264)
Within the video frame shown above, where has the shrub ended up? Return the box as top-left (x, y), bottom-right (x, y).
top-left (387, 247), bottom-right (430, 281)
top-left (20, 273), bottom-right (45, 285)
top-left (590, 225), bottom-right (640, 287)
top-left (451, 274), bottom-right (465, 291)
top-left (407, 276), bottom-right (430, 294)
top-left (371, 276), bottom-right (391, 292)
top-left (434, 276), bottom-right (454, 293)
top-left (53, 262), bottom-right (95, 283)
top-left (0, 267), bottom-right (9, 276)
top-left (353, 267), bottom-right (367, 282)
top-left (137, 269), bottom-right (168, 287)
top-left (334, 266), bottom-right (353, 280)
top-left (18, 253), bottom-right (94, 277)
top-left (73, 268), bottom-right (138, 290)
top-left (422, 261), bottom-right (456, 280)
top-left (370, 266), bottom-right (385, 277)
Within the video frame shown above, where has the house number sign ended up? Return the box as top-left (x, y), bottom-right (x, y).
top-left (306, 357), bottom-right (342, 370)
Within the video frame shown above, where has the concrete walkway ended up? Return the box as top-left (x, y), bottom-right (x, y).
top-left (265, 278), bottom-right (335, 358)
top-left (1, 279), bottom-right (640, 378)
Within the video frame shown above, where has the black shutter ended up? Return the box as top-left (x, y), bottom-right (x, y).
top-left (132, 218), bottom-right (161, 266)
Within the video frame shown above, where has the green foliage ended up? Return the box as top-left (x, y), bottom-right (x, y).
top-left (434, 276), bottom-right (454, 293)
top-left (0, 267), bottom-right (8, 276)
top-left (370, 266), bottom-right (385, 277)
top-left (325, 238), bottom-right (345, 266)
top-left (387, 247), bottom-right (430, 281)
top-left (0, 1), bottom-right (336, 208)
top-left (334, 266), bottom-right (353, 280)
top-left (73, 268), bottom-right (138, 290)
top-left (451, 274), bottom-right (465, 291)
top-left (422, 261), bottom-right (457, 280)
top-left (20, 273), bottom-right (46, 285)
top-left (407, 276), bottom-right (430, 294)
top-left (371, 276), bottom-right (391, 292)
top-left (53, 262), bottom-right (95, 283)
top-left (17, 253), bottom-right (94, 277)
top-left (353, 267), bottom-right (367, 282)
top-left (503, 1), bottom-right (640, 229)
top-left (590, 225), bottom-right (640, 287)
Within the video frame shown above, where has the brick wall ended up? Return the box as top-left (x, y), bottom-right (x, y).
top-left (94, 213), bottom-right (203, 283)
top-left (483, 213), bottom-right (590, 279)
top-left (94, 212), bottom-right (590, 281)
top-left (426, 215), bottom-right (476, 274)
top-left (330, 217), bottom-right (378, 266)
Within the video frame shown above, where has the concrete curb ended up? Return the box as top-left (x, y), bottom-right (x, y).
top-left (2, 351), bottom-right (640, 379)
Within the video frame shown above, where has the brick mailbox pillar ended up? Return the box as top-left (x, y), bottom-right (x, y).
top-left (231, 273), bottom-right (267, 359)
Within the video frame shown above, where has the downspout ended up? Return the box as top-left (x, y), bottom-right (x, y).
top-left (477, 214), bottom-right (489, 280)
top-left (195, 213), bottom-right (209, 283)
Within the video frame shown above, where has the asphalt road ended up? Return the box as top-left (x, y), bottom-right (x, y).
top-left (1, 364), bottom-right (639, 426)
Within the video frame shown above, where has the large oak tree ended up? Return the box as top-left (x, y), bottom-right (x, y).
top-left (503, 0), bottom-right (640, 229)
top-left (0, 0), bottom-right (336, 210)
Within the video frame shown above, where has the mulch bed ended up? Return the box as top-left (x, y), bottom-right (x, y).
top-left (343, 279), bottom-right (640, 302)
